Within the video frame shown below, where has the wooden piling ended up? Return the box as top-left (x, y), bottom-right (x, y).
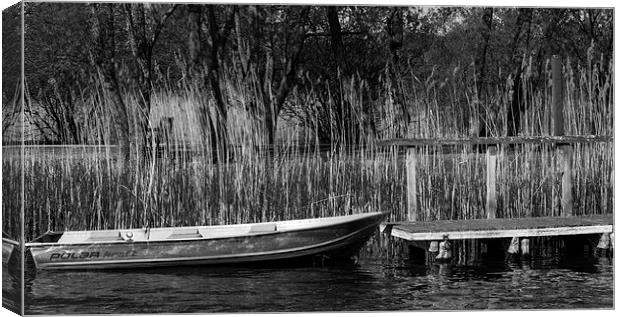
top-left (406, 147), bottom-right (418, 221)
top-left (560, 145), bottom-right (573, 216)
top-left (520, 238), bottom-right (530, 256)
top-left (552, 55), bottom-right (573, 217)
top-left (507, 237), bottom-right (519, 254)
top-left (597, 233), bottom-right (610, 249)
top-left (486, 145), bottom-right (497, 219)
top-left (552, 55), bottom-right (564, 136)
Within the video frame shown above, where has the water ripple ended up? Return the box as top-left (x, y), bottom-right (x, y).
top-left (2, 255), bottom-right (613, 314)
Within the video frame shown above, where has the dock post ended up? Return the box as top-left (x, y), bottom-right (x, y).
top-left (520, 238), bottom-right (530, 257)
top-left (483, 145), bottom-right (498, 257)
top-left (552, 55), bottom-right (573, 217)
top-left (485, 145), bottom-right (498, 219)
top-left (406, 147), bottom-right (418, 221)
top-left (507, 237), bottom-right (519, 255)
top-left (596, 232), bottom-right (611, 256)
top-left (552, 55), bottom-right (564, 138)
top-left (559, 146), bottom-right (573, 217)
top-left (406, 147), bottom-right (424, 263)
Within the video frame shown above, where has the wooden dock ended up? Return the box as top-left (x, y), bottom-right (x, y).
top-left (382, 214), bottom-right (613, 241)
top-left (376, 56), bottom-right (613, 257)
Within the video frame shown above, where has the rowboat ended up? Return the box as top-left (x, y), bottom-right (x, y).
top-left (5, 212), bottom-right (386, 270)
top-left (2, 233), bottom-right (19, 265)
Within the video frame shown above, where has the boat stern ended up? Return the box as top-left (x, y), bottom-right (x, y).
top-left (2, 236), bottom-right (19, 265)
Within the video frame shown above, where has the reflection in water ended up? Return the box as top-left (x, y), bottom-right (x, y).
top-left (2, 252), bottom-right (22, 314)
top-left (2, 268), bottom-right (21, 314)
top-left (2, 253), bottom-right (611, 314)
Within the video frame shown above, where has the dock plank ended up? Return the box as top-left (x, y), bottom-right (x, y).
top-left (387, 214), bottom-right (613, 241)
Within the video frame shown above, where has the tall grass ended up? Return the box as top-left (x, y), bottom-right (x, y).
top-left (1, 55), bottom-right (613, 243)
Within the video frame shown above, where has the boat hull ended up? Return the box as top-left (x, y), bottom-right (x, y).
top-left (28, 212), bottom-right (385, 270)
top-left (2, 237), bottom-right (19, 265)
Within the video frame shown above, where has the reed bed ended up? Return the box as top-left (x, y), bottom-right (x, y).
top-left (2, 57), bottom-right (613, 245)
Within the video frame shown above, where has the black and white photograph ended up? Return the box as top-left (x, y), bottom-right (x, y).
top-left (0, 0), bottom-right (615, 314)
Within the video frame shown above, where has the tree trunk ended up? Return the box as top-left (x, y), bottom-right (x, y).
top-left (187, 4), bottom-right (220, 162)
top-left (124, 4), bottom-right (177, 157)
top-left (387, 8), bottom-right (404, 66)
top-left (89, 3), bottom-right (131, 161)
top-left (327, 7), bottom-right (344, 68)
top-left (187, 4), bottom-right (210, 158)
top-left (205, 6), bottom-right (235, 162)
top-left (123, 4), bottom-right (151, 157)
top-left (264, 101), bottom-right (277, 146)
top-left (507, 8), bottom-right (533, 137)
top-left (386, 7), bottom-right (407, 133)
top-left (476, 8), bottom-right (493, 99)
top-left (326, 6), bottom-right (348, 144)
top-left (473, 7), bottom-right (493, 138)
top-left (187, 5), bottom-right (203, 77)
top-left (259, 7), bottom-right (309, 146)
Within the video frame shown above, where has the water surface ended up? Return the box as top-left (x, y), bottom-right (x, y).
top-left (3, 254), bottom-right (613, 314)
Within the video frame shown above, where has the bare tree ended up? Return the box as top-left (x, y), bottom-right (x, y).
top-left (186, 4), bottom-right (235, 161)
top-left (88, 3), bottom-right (131, 159)
top-left (473, 7), bottom-right (494, 137)
top-left (123, 3), bottom-right (177, 115)
top-left (2, 84), bottom-right (20, 139)
top-left (507, 8), bottom-right (533, 137)
top-left (233, 6), bottom-right (310, 146)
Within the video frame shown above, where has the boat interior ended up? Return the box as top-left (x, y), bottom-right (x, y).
top-left (2, 232), bottom-right (21, 246)
top-left (25, 212), bottom-right (382, 245)
top-left (30, 231), bottom-right (64, 243)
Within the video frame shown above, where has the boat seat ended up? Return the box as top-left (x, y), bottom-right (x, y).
top-left (166, 229), bottom-right (202, 239)
top-left (249, 223), bottom-right (277, 233)
top-left (87, 231), bottom-right (124, 242)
